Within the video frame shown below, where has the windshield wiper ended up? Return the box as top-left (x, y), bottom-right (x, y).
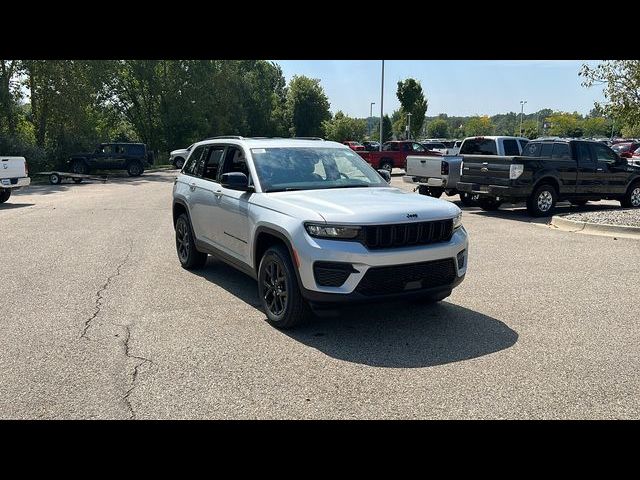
top-left (265, 187), bottom-right (304, 192)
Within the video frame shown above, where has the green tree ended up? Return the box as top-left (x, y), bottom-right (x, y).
top-left (396, 78), bottom-right (428, 139)
top-left (285, 75), bottom-right (331, 137)
top-left (580, 61), bottom-right (640, 136)
top-left (322, 111), bottom-right (367, 142)
top-left (370, 115), bottom-right (393, 142)
top-left (426, 119), bottom-right (449, 138)
top-left (546, 112), bottom-right (583, 137)
top-left (464, 116), bottom-right (494, 136)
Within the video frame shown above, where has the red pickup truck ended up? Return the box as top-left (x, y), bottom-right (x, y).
top-left (358, 141), bottom-right (441, 172)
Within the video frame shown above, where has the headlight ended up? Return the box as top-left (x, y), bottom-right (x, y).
top-left (452, 212), bottom-right (462, 230)
top-left (305, 223), bottom-right (361, 239)
top-left (509, 164), bottom-right (524, 180)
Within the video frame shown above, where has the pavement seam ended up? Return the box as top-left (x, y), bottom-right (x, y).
top-left (79, 243), bottom-right (134, 340)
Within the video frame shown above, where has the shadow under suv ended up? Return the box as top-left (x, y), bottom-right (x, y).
top-left (172, 136), bottom-right (468, 328)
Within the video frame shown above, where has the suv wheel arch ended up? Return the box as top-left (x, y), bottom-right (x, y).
top-left (254, 227), bottom-right (302, 285)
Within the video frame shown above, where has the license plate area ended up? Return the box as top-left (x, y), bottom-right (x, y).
top-left (1, 179), bottom-right (10, 186)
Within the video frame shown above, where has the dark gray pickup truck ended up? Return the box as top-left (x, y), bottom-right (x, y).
top-left (456, 138), bottom-right (640, 216)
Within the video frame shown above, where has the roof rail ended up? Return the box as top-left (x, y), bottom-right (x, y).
top-left (293, 137), bottom-right (324, 141)
top-left (204, 135), bottom-right (244, 140)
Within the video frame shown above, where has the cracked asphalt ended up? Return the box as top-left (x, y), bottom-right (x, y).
top-left (1, 171), bottom-right (639, 419)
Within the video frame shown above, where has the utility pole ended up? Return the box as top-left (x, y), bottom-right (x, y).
top-left (379, 60), bottom-right (384, 151)
top-left (406, 112), bottom-right (412, 140)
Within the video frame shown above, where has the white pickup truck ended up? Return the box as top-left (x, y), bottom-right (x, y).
top-left (404, 136), bottom-right (529, 206)
top-left (1, 156), bottom-right (31, 204)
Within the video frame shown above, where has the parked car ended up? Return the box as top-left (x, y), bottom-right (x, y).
top-left (343, 141), bottom-right (365, 151)
top-left (362, 141), bottom-right (380, 151)
top-left (0, 156), bottom-right (30, 204)
top-left (69, 143), bottom-right (154, 177)
top-left (358, 140), bottom-right (442, 172)
top-left (172, 136), bottom-right (468, 328)
top-left (611, 142), bottom-right (640, 158)
top-left (457, 138), bottom-right (640, 216)
top-left (421, 141), bottom-right (449, 155)
top-left (170, 144), bottom-right (193, 169)
top-left (403, 136), bottom-right (530, 205)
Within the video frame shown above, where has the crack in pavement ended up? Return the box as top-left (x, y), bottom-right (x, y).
top-left (120, 324), bottom-right (155, 420)
top-left (79, 243), bottom-right (133, 340)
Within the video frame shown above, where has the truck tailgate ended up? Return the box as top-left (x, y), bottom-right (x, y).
top-left (406, 155), bottom-right (448, 177)
top-left (1, 156), bottom-right (27, 180)
top-left (460, 155), bottom-right (515, 186)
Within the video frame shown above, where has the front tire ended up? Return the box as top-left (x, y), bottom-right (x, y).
top-left (175, 213), bottom-right (207, 270)
top-left (380, 160), bottom-right (393, 173)
top-left (0, 189), bottom-right (11, 204)
top-left (127, 161), bottom-right (144, 177)
top-left (478, 197), bottom-right (503, 211)
top-left (621, 182), bottom-right (640, 208)
top-left (527, 183), bottom-right (557, 217)
top-left (258, 245), bottom-right (310, 329)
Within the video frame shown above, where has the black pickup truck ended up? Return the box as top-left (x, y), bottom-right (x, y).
top-left (69, 143), bottom-right (154, 177)
top-left (456, 138), bottom-right (640, 216)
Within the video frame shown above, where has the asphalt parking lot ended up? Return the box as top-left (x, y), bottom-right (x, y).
top-left (1, 170), bottom-right (639, 419)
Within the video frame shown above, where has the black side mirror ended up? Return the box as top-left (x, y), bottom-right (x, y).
top-left (221, 172), bottom-right (251, 191)
top-left (377, 169), bottom-right (391, 183)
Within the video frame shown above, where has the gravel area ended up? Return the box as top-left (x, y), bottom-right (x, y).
top-left (562, 209), bottom-right (640, 227)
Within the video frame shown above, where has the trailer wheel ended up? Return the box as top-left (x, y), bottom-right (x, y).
top-left (49, 173), bottom-right (62, 185)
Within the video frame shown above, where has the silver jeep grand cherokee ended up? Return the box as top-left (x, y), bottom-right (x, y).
top-left (172, 136), bottom-right (468, 328)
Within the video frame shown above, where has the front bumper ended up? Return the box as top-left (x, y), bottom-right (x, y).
top-left (457, 182), bottom-right (529, 198)
top-left (294, 226), bottom-right (468, 302)
top-left (1, 177), bottom-right (30, 189)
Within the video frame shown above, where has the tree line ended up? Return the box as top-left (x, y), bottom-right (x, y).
top-left (1, 60), bottom-right (638, 172)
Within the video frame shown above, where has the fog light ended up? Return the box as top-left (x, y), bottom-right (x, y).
top-left (457, 250), bottom-right (466, 269)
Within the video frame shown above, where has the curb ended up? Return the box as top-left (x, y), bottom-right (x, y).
top-left (551, 215), bottom-right (640, 239)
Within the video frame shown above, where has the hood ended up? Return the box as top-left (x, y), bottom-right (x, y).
top-left (263, 187), bottom-right (460, 224)
top-left (170, 148), bottom-right (189, 156)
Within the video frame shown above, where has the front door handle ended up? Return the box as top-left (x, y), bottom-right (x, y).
top-left (189, 182), bottom-right (196, 191)
top-left (214, 190), bottom-right (223, 198)
top-left (596, 168), bottom-right (604, 172)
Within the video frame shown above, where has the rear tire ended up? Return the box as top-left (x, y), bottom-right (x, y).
top-left (175, 213), bottom-right (207, 270)
top-left (258, 245), bottom-right (311, 329)
top-left (72, 160), bottom-right (88, 175)
top-left (418, 185), bottom-right (443, 198)
top-left (526, 183), bottom-right (557, 217)
top-left (127, 161), bottom-right (144, 177)
top-left (0, 189), bottom-right (11, 204)
top-left (620, 182), bottom-right (640, 208)
top-left (478, 197), bottom-right (502, 211)
top-left (380, 160), bottom-right (393, 173)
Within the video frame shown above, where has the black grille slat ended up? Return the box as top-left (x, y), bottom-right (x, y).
top-left (355, 258), bottom-right (457, 296)
top-left (356, 219), bottom-right (454, 250)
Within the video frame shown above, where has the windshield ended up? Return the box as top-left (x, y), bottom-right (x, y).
top-left (251, 147), bottom-right (389, 192)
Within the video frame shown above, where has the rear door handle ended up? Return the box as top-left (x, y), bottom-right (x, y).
top-left (420, 160), bottom-right (426, 163)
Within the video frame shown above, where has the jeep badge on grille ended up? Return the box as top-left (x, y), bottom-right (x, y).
top-left (407, 213), bottom-right (418, 219)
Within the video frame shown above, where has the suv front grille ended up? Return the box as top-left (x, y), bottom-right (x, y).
top-left (358, 220), bottom-right (453, 249)
top-left (355, 258), bottom-right (456, 296)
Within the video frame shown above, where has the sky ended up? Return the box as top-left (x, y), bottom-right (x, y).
top-left (274, 60), bottom-right (606, 119)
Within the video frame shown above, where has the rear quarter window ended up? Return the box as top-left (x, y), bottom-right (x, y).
top-left (503, 139), bottom-right (520, 156)
top-left (126, 144), bottom-right (145, 156)
top-left (524, 143), bottom-right (541, 156)
top-left (539, 143), bottom-right (554, 158)
top-left (552, 143), bottom-right (571, 160)
top-left (459, 139), bottom-right (498, 155)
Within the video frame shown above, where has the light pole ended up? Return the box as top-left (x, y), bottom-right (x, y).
top-left (406, 112), bottom-right (412, 140)
top-left (519, 100), bottom-right (527, 136)
top-left (379, 60), bottom-right (384, 151)
top-left (369, 102), bottom-right (375, 137)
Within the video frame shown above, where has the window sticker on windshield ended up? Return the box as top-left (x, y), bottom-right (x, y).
top-left (252, 148), bottom-right (266, 154)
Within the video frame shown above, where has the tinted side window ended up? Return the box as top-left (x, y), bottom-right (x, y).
top-left (126, 144), bottom-right (144, 156)
top-left (552, 143), bottom-right (571, 160)
top-left (539, 143), bottom-right (553, 158)
top-left (524, 142), bottom-right (541, 156)
top-left (459, 139), bottom-right (498, 155)
top-left (382, 143), bottom-right (398, 151)
top-left (412, 143), bottom-right (425, 152)
top-left (593, 143), bottom-right (617, 163)
top-left (220, 146), bottom-right (249, 179)
top-left (202, 146), bottom-right (226, 181)
top-left (183, 145), bottom-right (207, 176)
top-left (576, 142), bottom-right (594, 167)
top-left (503, 139), bottom-right (520, 156)
top-left (517, 139), bottom-right (529, 152)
